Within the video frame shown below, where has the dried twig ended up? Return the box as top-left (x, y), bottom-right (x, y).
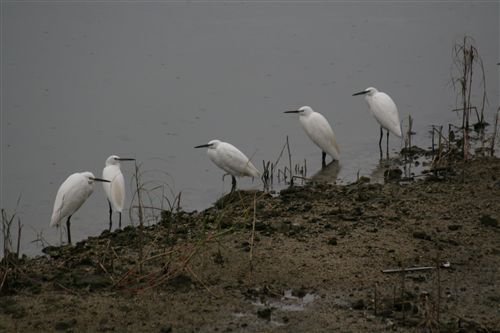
top-left (286, 136), bottom-right (293, 186)
top-left (249, 193), bottom-right (257, 275)
top-left (0, 269), bottom-right (8, 292)
top-left (133, 162), bottom-right (145, 274)
top-left (491, 107), bottom-right (500, 156)
top-left (185, 265), bottom-right (218, 298)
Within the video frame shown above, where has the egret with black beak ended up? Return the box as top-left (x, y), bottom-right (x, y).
top-left (194, 140), bottom-right (260, 192)
top-left (102, 155), bottom-right (135, 231)
top-left (50, 172), bottom-right (110, 244)
top-left (353, 87), bottom-right (402, 156)
top-left (284, 106), bottom-right (340, 167)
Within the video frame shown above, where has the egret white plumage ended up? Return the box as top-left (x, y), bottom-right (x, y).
top-left (194, 139), bottom-right (260, 192)
top-left (353, 87), bottom-right (402, 156)
top-left (50, 172), bottom-right (110, 244)
top-left (102, 155), bottom-right (135, 231)
top-left (284, 106), bottom-right (340, 167)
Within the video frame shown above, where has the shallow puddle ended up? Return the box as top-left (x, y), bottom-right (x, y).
top-left (250, 289), bottom-right (320, 312)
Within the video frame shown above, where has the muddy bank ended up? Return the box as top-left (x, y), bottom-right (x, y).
top-left (1, 157), bottom-right (500, 332)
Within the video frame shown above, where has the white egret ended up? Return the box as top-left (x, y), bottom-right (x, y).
top-left (102, 155), bottom-right (135, 231)
top-left (284, 106), bottom-right (340, 167)
top-left (50, 172), bottom-right (110, 244)
top-left (194, 139), bottom-right (260, 192)
top-left (353, 87), bottom-right (402, 156)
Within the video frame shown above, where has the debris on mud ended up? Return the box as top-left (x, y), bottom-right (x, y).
top-left (1, 157), bottom-right (500, 332)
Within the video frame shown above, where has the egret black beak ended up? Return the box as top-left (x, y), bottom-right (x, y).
top-left (353, 90), bottom-right (369, 96)
top-left (194, 144), bottom-right (211, 148)
top-left (116, 158), bottom-right (135, 161)
top-left (284, 110), bottom-right (301, 113)
top-left (92, 177), bottom-right (111, 183)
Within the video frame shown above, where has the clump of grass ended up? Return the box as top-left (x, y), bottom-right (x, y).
top-left (261, 136), bottom-right (308, 190)
top-left (1, 199), bottom-right (24, 295)
top-left (426, 35), bottom-right (494, 172)
top-left (113, 161), bottom-right (226, 293)
top-left (451, 35), bottom-right (488, 159)
top-left (1, 197), bottom-right (23, 264)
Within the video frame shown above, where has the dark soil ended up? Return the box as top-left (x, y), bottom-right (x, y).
top-left (1, 157), bottom-right (500, 333)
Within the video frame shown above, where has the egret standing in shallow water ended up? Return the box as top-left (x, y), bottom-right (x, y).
top-left (353, 87), bottom-right (402, 157)
top-left (50, 172), bottom-right (110, 244)
top-left (102, 155), bottom-right (135, 231)
top-left (284, 106), bottom-right (340, 167)
top-left (194, 139), bottom-right (260, 192)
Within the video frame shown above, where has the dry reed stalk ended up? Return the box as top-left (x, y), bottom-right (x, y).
top-left (133, 162), bottom-right (145, 274)
top-left (491, 107), bottom-right (500, 156)
top-left (0, 268), bottom-right (8, 292)
top-left (451, 36), bottom-right (488, 160)
top-left (435, 254), bottom-right (441, 327)
top-left (185, 265), bottom-right (218, 298)
top-left (286, 136), bottom-right (293, 186)
top-left (249, 193), bottom-right (257, 275)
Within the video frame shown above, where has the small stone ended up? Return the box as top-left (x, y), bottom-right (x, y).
top-left (257, 308), bottom-right (272, 320)
top-left (351, 299), bottom-right (365, 310)
top-left (394, 302), bottom-right (412, 312)
top-left (384, 168), bottom-right (402, 181)
top-left (98, 319), bottom-right (115, 332)
top-left (327, 238), bottom-right (338, 246)
top-left (160, 324), bottom-right (172, 333)
top-left (73, 273), bottom-right (111, 290)
top-left (254, 221), bottom-right (267, 231)
top-left (288, 222), bottom-right (303, 236)
top-left (480, 215), bottom-right (498, 228)
top-left (323, 223), bottom-right (333, 230)
top-left (55, 319), bottom-right (77, 331)
top-left (292, 288), bottom-right (307, 298)
top-left (302, 203), bottom-right (313, 212)
top-left (240, 241), bottom-right (250, 252)
top-left (279, 221), bottom-right (291, 233)
top-left (447, 224), bottom-right (462, 231)
top-left (354, 207), bottom-right (364, 215)
top-left (41, 246), bottom-right (62, 259)
top-left (412, 231), bottom-right (431, 241)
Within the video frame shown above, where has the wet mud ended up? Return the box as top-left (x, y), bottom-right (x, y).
top-left (1, 157), bottom-right (500, 332)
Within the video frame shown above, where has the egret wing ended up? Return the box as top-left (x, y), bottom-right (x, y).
top-left (301, 112), bottom-right (340, 160)
top-left (50, 173), bottom-right (93, 226)
top-left (215, 142), bottom-right (259, 177)
top-left (369, 93), bottom-right (402, 137)
top-left (103, 166), bottom-right (125, 212)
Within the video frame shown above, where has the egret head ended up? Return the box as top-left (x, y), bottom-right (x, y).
top-left (194, 139), bottom-right (221, 150)
top-left (105, 155), bottom-right (135, 166)
top-left (81, 172), bottom-right (111, 184)
top-left (105, 155), bottom-right (120, 166)
top-left (353, 87), bottom-right (378, 97)
top-left (284, 106), bottom-right (314, 116)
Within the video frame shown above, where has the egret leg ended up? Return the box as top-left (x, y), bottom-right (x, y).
top-left (108, 200), bottom-right (113, 231)
top-left (379, 126), bottom-right (384, 159)
top-left (322, 151), bottom-right (327, 168)
top-left (230, 175), bottom-right (237, 193)
top-left (386, 130), bottom-right (390, 158)
top-left (66, 215), bottom-right (72, 245)
top-left (119, 212), bottom-right (122, 229)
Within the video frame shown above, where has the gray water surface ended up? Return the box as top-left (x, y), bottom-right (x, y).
top-left (2, 2), bottom-right (498, 255)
